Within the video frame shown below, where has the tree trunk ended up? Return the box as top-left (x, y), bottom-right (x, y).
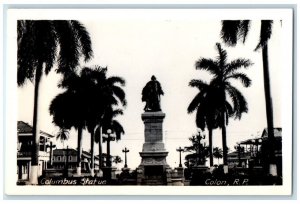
top-left (262, 43), bottom-right (277, 176)
top-left (98, 126), bottom-right (103, 177)
top-left (90, 130), bottom-right (95, 177)
top-left (221, 87), bottom-right (228, 173)
top-left (222, 125), bottom-right (228, 162)
top-left (76, 127), bottom-right (83, 176)
top-left (222, 113), bottom-right (228, 174)
top-left (208, 128), bottom-right (213, 167)
top-left (29, 63), bottom-right (43, 185)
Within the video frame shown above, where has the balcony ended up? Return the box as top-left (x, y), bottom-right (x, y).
top-left (17, 151), bottom-right (31, 158)
top-left (17, 151), bottom-right (50, 158)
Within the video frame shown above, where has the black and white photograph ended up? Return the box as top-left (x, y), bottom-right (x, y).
top-left (4, 8), bottom-right (293, 195)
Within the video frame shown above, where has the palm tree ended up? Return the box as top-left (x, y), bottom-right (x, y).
top-left (81, 66), bottom-right (126, 176)
top-left (195, 42), bottom-right (252, 173)
top-left (184, 132), bottom-right (209, 166)
top-left (17, 20), bottom-right (93, 184)
top-left (56, 128), bottom-right (70, 148)
top-left (52, 66), bottom-right (126, 177)
top-left (221, 20), bottom-right (277, 176)
top-left (188, 80), bottom-right (223, 168)
top-left (213, 147), bottom-right (223, 165)
top-left (49, 82), bottom-right (87, 176)
top-left (102, 108), bottom-right (125, 141)
top-left (113, 156), bottom-right (123, 166)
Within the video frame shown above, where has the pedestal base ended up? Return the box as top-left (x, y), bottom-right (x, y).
top-left (138, 143), bottom-right (170, 185)
top-left (137, 111), bottom-right (170, 185)
top-left (121, 167), bottom-right (130, 172)
top-left (102, 167), bottom-right (117, 180)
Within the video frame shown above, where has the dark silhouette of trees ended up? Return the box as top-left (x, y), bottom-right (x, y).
top-left (192, 43), bottom-right (252, 172)
top-left (55, 128), bottom-right (70, 147)
top-left (221, 20), bottom-right (278, 176)
top-left (188, 80), bottom-right (222, 167)
top-left (18, 20), bottom-right (92, 184)
top-left (184, 132), bottom-right (209, 167)
top-left (213, 147), bottom-right (223, 165)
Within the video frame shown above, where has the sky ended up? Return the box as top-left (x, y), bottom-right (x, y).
top-left (17, 10), bottom-right (283, 170)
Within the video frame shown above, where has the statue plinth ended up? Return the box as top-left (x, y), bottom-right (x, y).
top-left (137, 111), bottom-right (170, 185)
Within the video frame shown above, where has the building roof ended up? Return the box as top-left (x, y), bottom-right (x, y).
top-left (17, 121), bottom-right (55, 138)
top-left (239, 137), bottom-right (262, 145)
top-left (53, 148), bottom-right (77, 156)
top-left (261, 127), bottom-right (282, 138)
top-left (227, 151), bottom-right (251, 160)
top-left (53, 149), bottom-right (99, 160)
top-left (82, 150), bottom-right (99, 160)
top-left (238, 127), bottom-right (282, 145)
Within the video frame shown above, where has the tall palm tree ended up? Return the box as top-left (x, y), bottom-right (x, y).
top-left (17, 20), bottom-right (92, 184)
top-left (80, 66), bottom-right (126, 176)
top-left (213, 147), bottom-right (223, 165)
top-left (49, 81), bottom-right (87, 176)
top-left (195, 43), bottom-right (252, 172)
top-left (188, 80), bottom-right (223, 167)
top-left (221, 20), bottom-right (277, 176)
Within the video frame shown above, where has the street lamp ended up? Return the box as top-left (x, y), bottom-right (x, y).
top-left (17, 142), bottom-right (22, 152)
top-left (46, 141), bottom-right (56, 167)
top-left (176, 147), bottom-right (184, 167)
top-left (235, 143), bottom-right (242, 167)
top-left (104, 129), bottom-right (115, 167)
top-left (196, 132), bottom-right (205, 165)
top-left (122, 147), bottom-right (130, 168)
top-left (103, 129), bottom-right (115, 180)
top-left (253, 138), bottom-right (262, 165)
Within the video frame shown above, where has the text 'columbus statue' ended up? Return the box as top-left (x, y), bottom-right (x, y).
top-left (142, 75), bottom-right (164, 112)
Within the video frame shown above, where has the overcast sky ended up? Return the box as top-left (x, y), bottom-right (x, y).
top-left (17, 10), bottom-right (283, 169)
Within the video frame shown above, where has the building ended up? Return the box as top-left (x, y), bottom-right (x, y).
top-left (227, 127), bottom-right (282, 175)
top-left (52, 148), bottom-right (100, 173)
top-left (17, 121), bottom-right (55, 181)
top-left (52, 148), bottom-right (78, 170)
top-left (261, 127), bottom-right (282, 176)
top-left (227, 150), bottom-right (251, 168)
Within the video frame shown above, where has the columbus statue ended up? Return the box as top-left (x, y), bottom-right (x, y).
top-left (142, 75), bottom-right (164, 112)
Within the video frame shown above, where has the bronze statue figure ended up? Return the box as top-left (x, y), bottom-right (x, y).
top-left (142, 75), bottom-right (164, 112)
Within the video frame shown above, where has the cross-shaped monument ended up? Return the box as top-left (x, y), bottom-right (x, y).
top-left (122, 147), bottom-right (130, 168)
top-left (176, 147), bottom-right (184, 167)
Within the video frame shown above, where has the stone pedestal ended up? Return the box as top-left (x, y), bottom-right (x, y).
top-left (102, 167), bottom-right (117, 180)
top-left (137, 111), bottom-right (170, 185)
top-left (192, 165), bottom-right (209, 173)
top-left (175, 167), bottom-right (184, 178)
top-left (121, 167), bottom-right (130, 172)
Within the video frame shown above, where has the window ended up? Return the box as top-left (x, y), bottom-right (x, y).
top-left (57, 156), bottom-right (61, 161)
top-left (69, 156), bottom-right (72, 161)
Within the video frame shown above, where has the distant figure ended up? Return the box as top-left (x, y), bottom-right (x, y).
top-left (142, 75), bottom-right (164, 112)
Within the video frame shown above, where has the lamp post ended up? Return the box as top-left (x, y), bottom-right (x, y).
top-left (46, 141), bottom-right (56, 167)
top-left (176, 147), bottom-right (184, 167)
top-left (64, 146), bottom-right (69, 177)
top-left (253, 138), bottom-right (262, 165)
top-left (103, 129), bottom-right (115, 180)
top-left (235, 143), bottom-right (242, 167)
top-left (196, 132), bottom-right (205, 165)
top-left (122, 147), bottom-right (129, 168)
